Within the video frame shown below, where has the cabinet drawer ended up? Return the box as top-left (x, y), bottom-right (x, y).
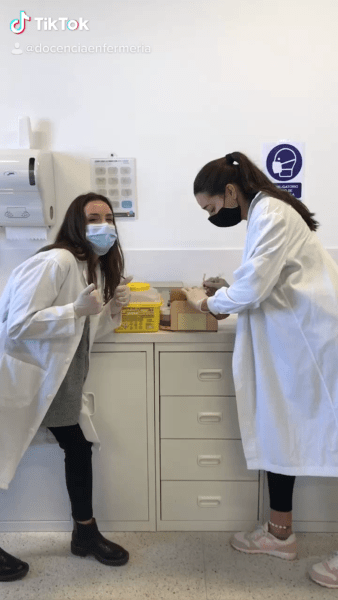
top-left (161, 481), bottom-right (258, 521)
top-left (160, 352), bottom-right (235, 396)
top-left (161, 440), bottom-right (258, 481)
top-left (160, 396), bottom-right (240, 439)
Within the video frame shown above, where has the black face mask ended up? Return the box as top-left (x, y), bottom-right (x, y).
top-left (208, 205), bottom-right (242, 227)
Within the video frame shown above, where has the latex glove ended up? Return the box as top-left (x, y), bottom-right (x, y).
top-left (181, 287), bottom-right (209, 312)
top-left (203, 277), bottom-right (230, 297)
top-left (73, 284), bottom-right (103, 318)
top-left (110, 275), bottom-right (133, 315)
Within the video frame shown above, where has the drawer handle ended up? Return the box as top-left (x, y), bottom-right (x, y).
top-left (197, 455), bottom-right (221, 467)
top-left (197, 369), bottom-right (223, 381)
top-left (197, 496), bottom-right (221, 508)
top-left (198, 412), bottom-right (222, 423)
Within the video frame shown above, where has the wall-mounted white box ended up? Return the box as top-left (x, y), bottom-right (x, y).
top-left (90, 157), bottom-right (137, 219)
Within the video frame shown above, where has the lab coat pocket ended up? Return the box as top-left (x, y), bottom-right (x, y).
top-left (79, 392), bottom-right (101, 447)
top-left (0, 353), bottom-right (47, 408)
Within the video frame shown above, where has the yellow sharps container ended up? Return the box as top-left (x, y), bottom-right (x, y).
top-left (114, 282), bottom-right (163, 333)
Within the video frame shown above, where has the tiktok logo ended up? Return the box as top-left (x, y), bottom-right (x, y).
top-left (10, 10), bottom-right (31, 34)
top-left (10, 12), bottom-right (89, 33)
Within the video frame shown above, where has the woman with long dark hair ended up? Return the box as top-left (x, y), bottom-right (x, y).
top-left (0, 192), bottom-right (131, 581)
top-left (183, 152), bottom-right (338, 588)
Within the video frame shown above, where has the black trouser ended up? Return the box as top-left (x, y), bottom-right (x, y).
top-left (48, 424), bottom-right (296, 520)
top-left (267, 471), bottom-right (296, 512)
top-left (48, 424), bottom-right (93, 522)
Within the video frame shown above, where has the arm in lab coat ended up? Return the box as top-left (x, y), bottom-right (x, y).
top-left (6, 258), bottom-right (76, 340)
top-left (207, 203), bottom-right (289, 315)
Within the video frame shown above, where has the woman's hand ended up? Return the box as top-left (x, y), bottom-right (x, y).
top-left (181, 287), bottom-right (209, 312)
top-left (110, 276), bottom-right (133, 315)
top-left (203, 277), bottom-right (229, 297)
top-left (74, 284), bottom-right (103, 318)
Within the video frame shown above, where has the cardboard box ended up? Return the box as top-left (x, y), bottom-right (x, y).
top-left (169, 289), bottom-right (218, 332)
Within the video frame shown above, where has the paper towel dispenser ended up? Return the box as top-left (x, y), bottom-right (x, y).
top-left (0, 149), bottom-right (56, 227)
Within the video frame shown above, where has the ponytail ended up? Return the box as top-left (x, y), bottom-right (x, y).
top-left (194, 151), bottom-right (319, 231)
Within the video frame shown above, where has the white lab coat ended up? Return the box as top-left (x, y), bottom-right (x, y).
top-left (207, 192), bottom-right (338, 476)
top-left (0, 248), bottom-right (122, 490)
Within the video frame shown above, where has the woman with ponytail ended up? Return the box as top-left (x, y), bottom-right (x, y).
top-left (183, 152), bottom-right (338, 588)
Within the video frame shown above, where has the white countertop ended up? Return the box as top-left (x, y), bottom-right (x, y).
top-left (96, 314), bottom-right (237, 344)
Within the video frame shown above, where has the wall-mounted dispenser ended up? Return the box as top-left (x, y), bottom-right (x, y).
top-left (0, 149), bottom-right (56, 228)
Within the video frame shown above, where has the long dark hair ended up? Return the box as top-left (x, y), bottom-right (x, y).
top-left (194, 151), bottom-right (319, 231)
top-left (34, 192), bottom-right (125, 304)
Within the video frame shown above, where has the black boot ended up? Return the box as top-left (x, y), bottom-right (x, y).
top-left (0, 547), bottom-right (29, 582)
top-left (71, 518), bottom-right (129, 566)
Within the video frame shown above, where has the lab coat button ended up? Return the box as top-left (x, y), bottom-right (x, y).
top-left (47, 394), bottom-right (52, 400)
top-left (65, 358), bottom-right (70, 363)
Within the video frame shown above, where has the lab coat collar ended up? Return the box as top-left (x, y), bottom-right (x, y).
top-left (246, 191), bottom-right (266, 226)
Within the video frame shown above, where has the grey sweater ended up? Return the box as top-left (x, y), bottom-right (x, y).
top-left (40, 316), bottom-right (90, 428)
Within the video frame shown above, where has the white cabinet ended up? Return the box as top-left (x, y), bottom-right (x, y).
top-left (156, 343), bottom-right (263, 532)
top-left (0, 329), bottom-right (264, 534)
top-left (0, 343), bottom-right (156, 533)
top-left (83, 343), bottom-right (155, 531)
top-left (0, 445), bottom-right (72, 532)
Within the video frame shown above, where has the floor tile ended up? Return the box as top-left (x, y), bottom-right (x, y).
top-left (203, 531), bottom-right (338, 600)
top-left (0, 531), bottom-right (207, 600)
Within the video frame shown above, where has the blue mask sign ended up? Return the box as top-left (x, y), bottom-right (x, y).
top-left (263, 142), bottom-right (304, 199)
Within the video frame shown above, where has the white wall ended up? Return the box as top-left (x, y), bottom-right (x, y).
top-left (1, 0), bottom-right (338, 289)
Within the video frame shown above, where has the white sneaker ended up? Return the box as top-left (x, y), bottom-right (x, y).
top-left (309, 551), bottom-right (338, 588)
top-left (230, 521), bottom-right (297, 560)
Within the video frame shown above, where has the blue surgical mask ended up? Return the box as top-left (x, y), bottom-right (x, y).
top-left (86, 223), bottom-right (117, 256)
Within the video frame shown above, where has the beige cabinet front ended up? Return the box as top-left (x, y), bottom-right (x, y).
top-left (85, 351), bottom-right (150, 525)
top-left (161, 481), bottom-right (259, 521)
top-left (161, 439), bottom-right (258, 481)
top-left (160, 396), bottom-right (241, 439)
top-left (160, 352), bottom-right (235, 396)
top-left (158, 349), bottom-right (261, 530)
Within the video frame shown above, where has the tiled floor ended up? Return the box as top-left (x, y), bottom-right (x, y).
top-left (1, 530), bottom-right (337, 599)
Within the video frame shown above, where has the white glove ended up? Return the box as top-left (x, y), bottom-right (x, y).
top-left (73, 284), bottom-right (103, 318)
top-left (203, 277), bottom-right (229, 297)
top-left (181, 287), bottom-right (209, 312)
top-left (110, 275), bottom-right (133, 315)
